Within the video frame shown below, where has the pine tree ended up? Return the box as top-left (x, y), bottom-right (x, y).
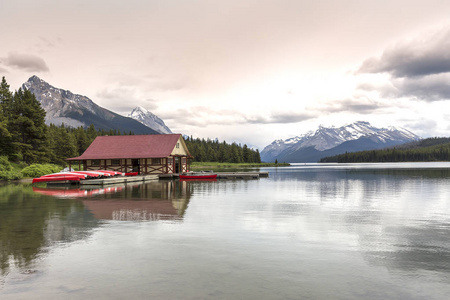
top-left (86, 124), bottom-right (97, 142)
top-left (0, 77), bottom-right (13, 157)
top-left (255, 149), bottom-right (261, 163)
top-left (8, 88), bottom-right (49, 163)
top-left (54, 126), bottom-right (77, 164)
top-left (73, 126), bottom-right (90, 155)
top-left (0, 77), bottom-right (13, 116)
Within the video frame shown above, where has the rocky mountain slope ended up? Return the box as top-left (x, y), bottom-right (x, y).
top-left (261, 121), bottom-right (420, 163)
top-left (22, 76), bottom-right (160, 135)
top-left (128, 106), bottom-right (172, 134)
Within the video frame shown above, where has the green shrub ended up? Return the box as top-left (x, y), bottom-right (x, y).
top-left (0, 170), bottom-right (22, 181)
top-left (0, 156), bottom-right (12, 172)
top-left (0, 156), bottom-right (23, 180)
top-left (21, 164), bottom-right (62, 178)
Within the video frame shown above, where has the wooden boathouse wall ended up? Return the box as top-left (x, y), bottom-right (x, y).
top-left (83, 156), bottom-right (189, 174)
top-left (67, 134), bottom-right (192, 175)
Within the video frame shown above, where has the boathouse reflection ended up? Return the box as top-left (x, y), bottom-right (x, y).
top-left (81, 181), bottom-right (192, 221)
top-left (32, 181), bottom-right (192, 221)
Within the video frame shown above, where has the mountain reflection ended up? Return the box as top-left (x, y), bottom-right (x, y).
top-left (0, 181), bottom-right (191, 276)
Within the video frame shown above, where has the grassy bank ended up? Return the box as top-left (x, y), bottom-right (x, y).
top-left (190, 162), bottom-right (290, 171)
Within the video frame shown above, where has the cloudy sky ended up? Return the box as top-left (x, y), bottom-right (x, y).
top-left (1, 0), bottom-right (450, 149)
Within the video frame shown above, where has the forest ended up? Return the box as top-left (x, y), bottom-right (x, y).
top-left (320, 137), bottom-right (450, 163)
top-left (0, 77), bottom-right (261, 179)
top-left (184, 136), bottom-right (261, 164)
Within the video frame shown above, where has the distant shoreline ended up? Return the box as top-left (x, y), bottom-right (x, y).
top-left (190, 162), bottom-right (290, 170)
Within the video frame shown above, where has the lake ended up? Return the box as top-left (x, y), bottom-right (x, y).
top-left (1, 162), bottom-right (450, 299)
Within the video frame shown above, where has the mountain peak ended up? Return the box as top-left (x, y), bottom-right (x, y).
top-left (131, 106), bottom-right (148, 114)
top-left (352, 121), bottom-right (370, 126)
top-left (23, 75), bottom-right (48, 90)
top-left (28, 75), bottom-right (41, 82)
top-left (128, 106), bottom-right (172, 134)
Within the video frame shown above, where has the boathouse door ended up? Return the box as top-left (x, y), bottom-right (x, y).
top-left (132, 159), bottom-right (140, 174)
top-left (175, 157), bottom-right (180, 173)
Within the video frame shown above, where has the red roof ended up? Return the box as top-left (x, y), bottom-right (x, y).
top-left (67, 134), bottom-right (187, 160)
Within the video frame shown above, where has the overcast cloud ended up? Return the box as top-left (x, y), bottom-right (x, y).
top-left (356, 26), bottom-right (450, 103)
top-left (390, 74), bottom-right (450, 101)
top-left (2, 52), bottom-right (49, 73)
top-left (358, 26), bottom-right (450, 78)
top-left (245, 111), bottom-right (316, 124)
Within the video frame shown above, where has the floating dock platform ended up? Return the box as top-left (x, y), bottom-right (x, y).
top-left (79, 175), bottom-right (159, 186)
top-left (159, 172), bottom-right (269, 180)
top-left (44, 171), bottom-right (268, 187)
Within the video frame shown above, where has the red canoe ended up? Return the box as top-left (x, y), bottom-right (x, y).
top-left (32, 175), bottom-right (81, 184)
top-left (97, 170), bottom-right (122, 176)
top-left (125, 172), bottom-right (138, 176)
top-left (41, 173), bottom-right (86, 179)
top-left (70, 171), bottom-right (102, 178)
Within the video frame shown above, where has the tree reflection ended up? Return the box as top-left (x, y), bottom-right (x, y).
top-left (0, 183), bottom-right (97, 276)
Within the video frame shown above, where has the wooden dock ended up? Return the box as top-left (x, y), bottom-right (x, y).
top-left (79, 175), bottom-right (159, 186)
top-left (159, 172), bottom-right (269, 180)
top-left (47, 171), bottom-right (268, 186)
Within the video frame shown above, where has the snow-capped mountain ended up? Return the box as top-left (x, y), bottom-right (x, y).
top-left (128, 107), bottom-right (172, 134)
top-left (22, 76), bottom-right (159, 134)
top-left (261, 121), bottom-right (420, 163)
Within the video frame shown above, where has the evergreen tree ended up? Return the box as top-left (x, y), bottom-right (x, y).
top-left (242, 144), bottom-right (250, 163)
top-left (54, 126), bottom-right (77, 164)
top-left (0, 77), bottom-right (13, 116)
top-left (0, 77), bottom-right (13, 157)
top-left (73, 126), bottom-right (90, 155)
top-left (8, 88), bottom-right (49, 163)
top-left (255, 149), bottom-right (261, 163)
top-left (86, 124), bottom-right (97, 142)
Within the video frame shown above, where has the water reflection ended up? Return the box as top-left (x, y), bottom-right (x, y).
top-left (362, 220), bottom-right (450, 273)
top-left (81, 181), bottom-right (192, 221)
top-left (32, 181), bottom-right (192, 221)
top-left (0, 181), bottom-right (192, 277)
top-left (0, 184), bottom-right (96, 277)
top-left (2, 165), bottom-right (450, 299)
top-left (260, 165), bottom-right (450, 274)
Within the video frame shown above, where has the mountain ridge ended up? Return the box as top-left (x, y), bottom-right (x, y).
top-left (261, 121), bottom-right (420, 163)
top-left (22, 76), bottom-right (160, 135)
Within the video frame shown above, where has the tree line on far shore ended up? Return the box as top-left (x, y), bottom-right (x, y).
top-left (320, 137), bottom-right (450, 163)
top-left (184, 136), bottom-right (261, 163)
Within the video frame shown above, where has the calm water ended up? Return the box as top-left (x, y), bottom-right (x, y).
top-left (1, 162), bottom-right (450, 299)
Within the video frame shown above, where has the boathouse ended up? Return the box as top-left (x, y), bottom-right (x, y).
top-left (66, 134), bottom-right (192, 175)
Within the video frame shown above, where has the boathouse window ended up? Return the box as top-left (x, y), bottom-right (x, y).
top-left (111, 159), bottom-right (120, 166)
top-left (91, 159), bottom-right (100, 166)
top-left (152, 158), bottom-right (161, 165)
top-left (168, 157), bottom-right (173, 165)
top-left (176, 143), bottom-right (180, 148)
